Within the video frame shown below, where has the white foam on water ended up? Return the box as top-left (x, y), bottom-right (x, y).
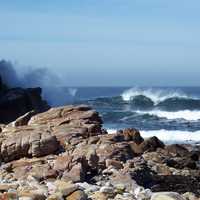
top-left (68, 88), bottom-right (78, 97)
top-left (107, 129), bottom-right (200, 144)
top-left (140, 129), bottom-right (200, 143)
top-left (121, 87), bottom-right (188, 104)
top-left (136, 110), bottom-right (200, 121)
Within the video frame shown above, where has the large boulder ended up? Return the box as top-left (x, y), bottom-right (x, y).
top-left (1, 129), bottom-right (59, 162)
top-left (0, 105), bottom-right (103, 163)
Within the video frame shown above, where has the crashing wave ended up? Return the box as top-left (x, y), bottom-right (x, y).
top-left (137, 110), bottom-right (200, 121)
top-left (121, 87), bottom-right (189, 104)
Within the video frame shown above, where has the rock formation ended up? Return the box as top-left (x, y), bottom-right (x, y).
top-left (0, 105), bottom-right (199, 199)
top-left (0, 74), bottom-right (49, 124)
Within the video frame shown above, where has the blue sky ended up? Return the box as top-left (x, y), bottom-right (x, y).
top-left (0, 0), bottom-right (200, 86)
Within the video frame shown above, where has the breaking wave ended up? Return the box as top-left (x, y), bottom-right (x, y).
top-left (121, 87), bottom-right (189, 104)
top-left (136, 110), bottom-right (200, 121)
top-left (87, 88), bottom-right (200, 111)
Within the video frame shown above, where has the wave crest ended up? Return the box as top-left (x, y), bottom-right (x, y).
top-left (121, 87), bottom-right (188, 104)
top-left (137, 110), bottom-right (200, 121)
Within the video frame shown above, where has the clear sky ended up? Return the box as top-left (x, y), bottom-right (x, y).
top-left (0, 0), bottom-right (200, 86)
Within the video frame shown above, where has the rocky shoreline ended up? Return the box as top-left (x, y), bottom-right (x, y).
top-left (0, 104), bottom-right (199, 200)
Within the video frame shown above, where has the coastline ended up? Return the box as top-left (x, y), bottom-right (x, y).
top-left (0, 105), bottom-right (199, 200)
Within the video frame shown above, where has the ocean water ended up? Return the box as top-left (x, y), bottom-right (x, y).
top-left (58, 87), bottom-right (200, 143)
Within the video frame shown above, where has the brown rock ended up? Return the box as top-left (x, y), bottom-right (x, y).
top-left (9, 110), bottom-right (36, 127)
top-left (123, 128), bottom-right (144, 144)
top-left (66, 190), bottom-right (88, 200)
top-left (105, 159), bottom-right (123, 169)
top-left (55, 180), bottom-right (78, 197)
top-left (0, 183), bottom-right (18, 192)
top-left (62, 163), bottom-right (86, 183)
top-left (140, 136), bottom-right (165, 152)
top-left (54, 154), bottom-right (73, 172)
top-left (1, 130), bottom-right (59, 162)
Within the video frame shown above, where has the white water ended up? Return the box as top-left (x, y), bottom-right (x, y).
top-left (137, 110), bottom-right (200, 121)
top-left (68, 88), bottom-right (77, 97)
top-left (121, 87), bottom-right (189, 104)
top-left (107, 129), bottom-right (200, 144)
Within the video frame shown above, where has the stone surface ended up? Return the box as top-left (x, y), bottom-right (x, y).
top-left (55, 180), bottom-right (78, 197)
top-left (66, 190), bottom-right (88, 200)
top-left (151, 192), bottom-right (186, 200)
top-left (0, 104), bottom-right (199, 199)
top-left (0, 84), bottom-right (49, 124)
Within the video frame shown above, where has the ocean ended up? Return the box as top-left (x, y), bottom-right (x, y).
top-left (51, 86), bottom-right (200, 144)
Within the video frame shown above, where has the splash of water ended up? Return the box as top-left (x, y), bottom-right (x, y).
top-left (121, 87), bottom-right (188, 104)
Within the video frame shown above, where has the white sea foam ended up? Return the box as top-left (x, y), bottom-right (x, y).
top-left (137, 110), bottom-right (200, 121)
top-left (107, 129), bottom-right (200, 144)
top-left (68, 88), bottom-right (77, 97)
top-left (121, 87), bottom-right (188, 104)
top-left (140, 129), bottom-right (200, 143)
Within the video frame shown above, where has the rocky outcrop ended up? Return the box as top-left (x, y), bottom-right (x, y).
top-left (0, 105), bottom-right (103, 163)
top-left (0, 105), bottom-right (199, 199)
top-left (0, 86), bottom-right (49, 124)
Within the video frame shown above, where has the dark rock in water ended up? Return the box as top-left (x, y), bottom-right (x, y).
top-left (130, 95), bottom-right (154, 108)
top-left (157, 97), bottom-right (200, 110)
top-left (0, 87), bottom-right (49, 123)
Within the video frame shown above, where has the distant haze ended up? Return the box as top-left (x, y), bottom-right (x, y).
top-left (0, 0), bottom-right (200, 86)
